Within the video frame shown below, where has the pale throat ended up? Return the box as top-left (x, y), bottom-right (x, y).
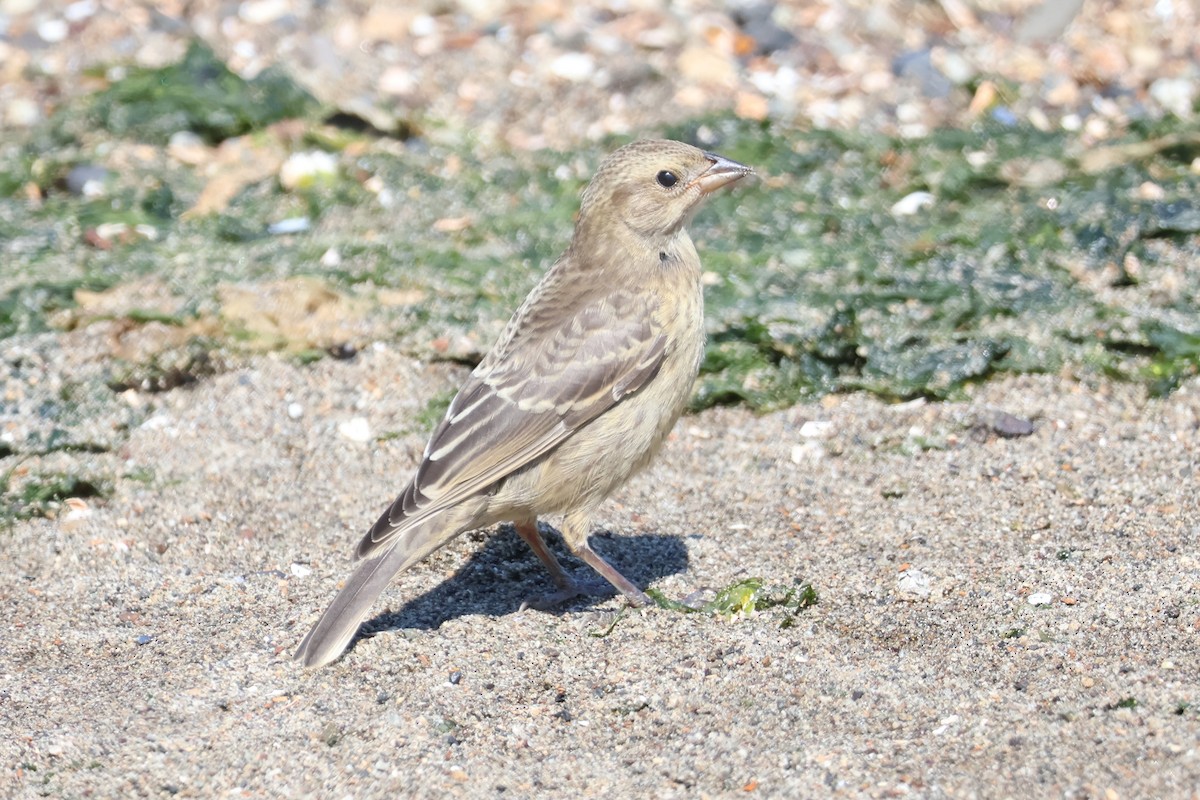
top-left (654, 228), bottom-right (699, 271)
top-left (572, 201), bottom-right (702, 277)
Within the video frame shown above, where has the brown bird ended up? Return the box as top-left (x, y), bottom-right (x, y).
top-left (296, 139), bottom-right (752, 668)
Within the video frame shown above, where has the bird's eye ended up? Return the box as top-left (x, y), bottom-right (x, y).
top-left (656, 170), bottom-right (679, 188)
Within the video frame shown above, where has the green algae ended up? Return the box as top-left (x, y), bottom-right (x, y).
top-left (2, 45), bottom-right (1199, 412)
top-left (1, 469), bottom-right (112, 522)
top-left (88, 41), bottom-right (318, 145)
top-left (648, 578), bottom-right (818, 626)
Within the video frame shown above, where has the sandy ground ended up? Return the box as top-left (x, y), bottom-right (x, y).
top-left (3, 0), bottom-right (1199, 797)
top-left (3, 340), bottom-right (1198, 798)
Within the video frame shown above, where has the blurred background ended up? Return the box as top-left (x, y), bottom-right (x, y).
top-left (1, 0), bottom-right (1195, 146)
top-left (1, 0), bottom-right (1198, 496)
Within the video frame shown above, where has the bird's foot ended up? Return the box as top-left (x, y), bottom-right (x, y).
top-left (519, 577), bottom-right (645, 611)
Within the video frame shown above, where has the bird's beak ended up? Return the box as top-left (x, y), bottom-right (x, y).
top-left (692, 152), bottom-right (753, 194)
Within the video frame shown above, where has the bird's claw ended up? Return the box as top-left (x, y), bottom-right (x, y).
top-left (519, 577), bottom-right (627, 611)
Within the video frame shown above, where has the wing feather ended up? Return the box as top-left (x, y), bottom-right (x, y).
top-left (357, 281), bottom-right (667, 558)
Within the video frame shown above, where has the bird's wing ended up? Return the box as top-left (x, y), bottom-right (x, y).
top-left (357, 285), bottom-right (667, 557)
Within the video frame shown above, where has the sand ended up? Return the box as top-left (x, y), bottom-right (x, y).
top-left (4, 337), bottom-right (1198, 798)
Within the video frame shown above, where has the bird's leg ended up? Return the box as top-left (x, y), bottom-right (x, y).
top-left (513, 518), bottom-right (574, 589)
top-left (559, 511), bottom-right (652, 607)
top-left (568, 542), bottom-right (652, 607)
top-left (514, 518), bottom-right (647, 609)
top-left (514, 518), bottom-right (606, 609)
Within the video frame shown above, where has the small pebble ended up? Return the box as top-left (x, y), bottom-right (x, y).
top-left (267, 217), bottom-right (311, 235)
top-left (60, 498), bottom-right (92, 526)
top-left (893, 49), bottom-right (952, 99)
top-left (966, 150), bottom-right (992, 169)
top-left (897, 568), bottom-right (932, 599)
top-left (736, 6), bottom-right (794, 55)
top-left (167, 130), bottom-right (208, 165)
top-left (287, 402), bottom-right (304, 419)
top-left (931, 714), bottom-right (960, 735)
top-left (239, 0), bottom-right (290, 25)
top-left (991, 106), bottom-right (1019, 126)
top-left (338, 417), bottom-right (372, 442)
top-left (409, 14), bottom-right (437, 37)
top-left (798, 420), bottom-right (833, 438)
top-left (549, 52), bottom-right (596, 83)
top-left (65, 164), bottom-right (109, 198)
top-left (1134, 181), bottom-right (1165, 201)
top-left (63, 0), bottom-right (97, 22)
top-left (987, 410), bottom-right (1035, 438)
top-left (4, 97), bottom-right (40, 127)
top-left (890, 191), bottom-right (935, 217)
top-left (1, 0), bottom-right (38, 13)
top-left (1027, 592), bottom-right (1053, 606)
top-left (36, 18), bottom-right (69, 43)
top-left (934, 49), bottom-right (974, 85)
top-left (279, 151), bottom-right (338, 191)
top-left (1150, 76), bottom-right (1196, 119)
top-left (789, 441), bottom-right (822, 464)
top-left (379, 65), bottom-right (418, 96)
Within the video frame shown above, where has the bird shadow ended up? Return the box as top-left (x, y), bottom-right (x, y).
top-left (351, 523), bottom-right (689, 645)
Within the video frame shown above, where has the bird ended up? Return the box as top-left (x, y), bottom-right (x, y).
top-left (295, 138), bottom-right (752, 668)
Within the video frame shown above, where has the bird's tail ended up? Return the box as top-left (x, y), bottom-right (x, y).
top-left (294, 511), bottom-right (461, 668)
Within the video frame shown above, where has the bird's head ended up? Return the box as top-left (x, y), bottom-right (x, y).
top-left (577, 139), bottom-right (752, 244)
